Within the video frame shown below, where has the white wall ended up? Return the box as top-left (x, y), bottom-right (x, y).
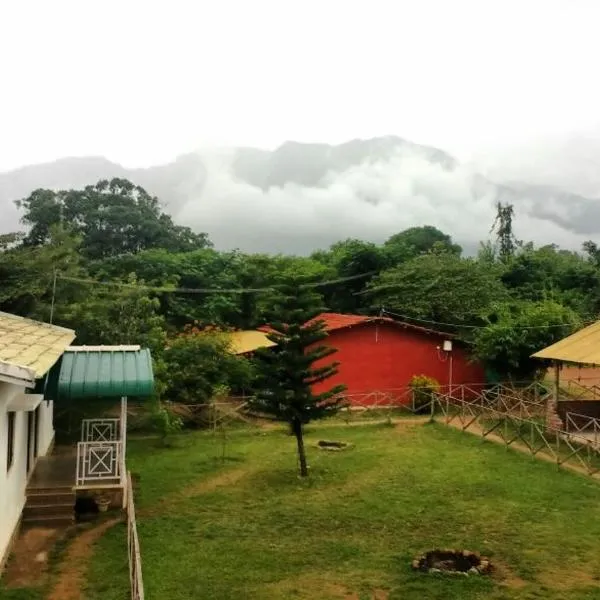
top-left (38, 400), bottom-right (54, 457)
top-left (0, 383), bottom-right (55, 568)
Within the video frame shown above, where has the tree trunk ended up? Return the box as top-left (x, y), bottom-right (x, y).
top-left (292, 418), bottom-right (308, 477)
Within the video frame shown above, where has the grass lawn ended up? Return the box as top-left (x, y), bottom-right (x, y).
top-left (84, 421), bottom-right (600, 600)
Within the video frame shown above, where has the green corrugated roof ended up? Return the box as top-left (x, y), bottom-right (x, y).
top-left (57, 348), bottom-right (154, 400)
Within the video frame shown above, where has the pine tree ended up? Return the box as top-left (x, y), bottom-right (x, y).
top-left (250, 284), bottom-right (347, 477)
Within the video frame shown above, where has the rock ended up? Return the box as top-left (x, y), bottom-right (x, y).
top-left (411, 560), bottom-right (420, 570)
top-left (428, 568), bottom-right (442, 574)
top-left (468, 567), bottom-right (479, 575)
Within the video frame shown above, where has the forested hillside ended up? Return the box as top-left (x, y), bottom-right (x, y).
top-left (1, 178), bottom-right (598, 387)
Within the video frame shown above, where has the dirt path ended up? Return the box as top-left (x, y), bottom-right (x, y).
top-left (442, 417), bottom-right (600, 480)
top-left (140, 465), bottom-right (257, 517)
top-left (259, 416), bottom-right (429, 431)
top-left (46, 518), bottom-right (121, 600)
top-left (2, 527), bottom-right (63, 588)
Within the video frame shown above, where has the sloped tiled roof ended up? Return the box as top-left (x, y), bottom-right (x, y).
top-left (0, 311), bottom-right (75, 379)
top-left (259, 312), bottom-right (449, 338)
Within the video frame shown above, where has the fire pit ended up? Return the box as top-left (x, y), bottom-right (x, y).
top-left (316, 440), bottom-right (352, 451)
top-left (411, 549), bottom-right (492, 576)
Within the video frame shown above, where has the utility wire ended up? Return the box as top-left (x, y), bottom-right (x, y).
top-left (381, 309), bottom-right (596, 331)
top-left (56, 271), bottom-right (376, 295)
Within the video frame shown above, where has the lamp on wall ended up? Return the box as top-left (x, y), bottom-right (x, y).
top-left (439, 340), bottom-right (453, 394)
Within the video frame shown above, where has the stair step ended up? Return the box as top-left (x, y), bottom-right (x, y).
top-left (27, 486), bottom-right (73, 495)
top-left (23, 503), bottom-right (74, 518)
top-left (26, 492), bottom-right (75, 506)
top-left (22, 514), bottom-right (75, 527)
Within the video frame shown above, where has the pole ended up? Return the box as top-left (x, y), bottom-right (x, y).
top-left (49, 269), bottom-right (58, 324)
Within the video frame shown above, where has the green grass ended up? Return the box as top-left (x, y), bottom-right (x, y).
top-left (0, 588), bottom-right (44, 600)
top-left (80, 422), bottom-right (600, 599)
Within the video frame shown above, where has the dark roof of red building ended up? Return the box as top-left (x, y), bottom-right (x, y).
top-left (259, 312), bottom-right (453, 338)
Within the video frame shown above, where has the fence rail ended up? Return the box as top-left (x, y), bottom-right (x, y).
top-left (433, 393), bottom-right (600, 477)
top-left (127, 471), bottom-right (145, 600)
top-left (81, 418), bottom-right (121, 442)
top-left (76, 441), bottom-right (122, 486)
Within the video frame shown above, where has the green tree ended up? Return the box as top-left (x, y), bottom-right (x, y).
top-left (366, 253), bottom-right (507, 330)
top-left (490, 202), bottom-right (520, 263)
top-left (250, 284), bottom-right (346, 477)
top-left (160, 329), bottom-right (255, 404)
top-left (56, 274), bottom-right (167, 354)
top-left (16, 178), bottom-right (211, 259)
top-left (315, 239), bottom-right (387, 313)
top-left (0, 226), bottom-right (85, 318)
top-left (383, 226), bottom-right (462, 266)
top-left (472, 300), bottom-right (581, 380)
top-left (501, 244), bottom-right (600, 315)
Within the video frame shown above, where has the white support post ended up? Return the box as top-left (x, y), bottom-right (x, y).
top-left (120, 396), bottom-right (127, 488)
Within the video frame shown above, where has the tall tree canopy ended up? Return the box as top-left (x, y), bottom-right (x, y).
top-left (16, 178), bottom-right (211, 259)
top-left (365, 252), bottom-right (507, 330)
top-left (383, 225), bottom-right (462, 266)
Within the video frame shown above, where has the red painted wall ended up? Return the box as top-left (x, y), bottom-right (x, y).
top-left (311, 322), bottom-right (486, 405)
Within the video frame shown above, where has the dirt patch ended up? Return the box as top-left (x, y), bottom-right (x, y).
top-left (263, 572), bottom-right (389, 599)
top-left (2, 527), bottom-right (63, 588)
top-left (142, 466), bottom-right (256, 516)
top-left (492, 561), bottom-right (528, 589)
top-left (47, 518), bottom-right (121, 600)
top-left (537, 563), bottom-right (600, 591)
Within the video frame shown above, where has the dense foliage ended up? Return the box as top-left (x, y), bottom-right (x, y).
top-left (1, 178), bottom-right (596, 390)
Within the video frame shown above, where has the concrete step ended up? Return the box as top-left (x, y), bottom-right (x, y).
top-left (26, 492), bottom-right (75, 506)
top-left (22, 513), bottom-right (75, 527)
top-left (23, 503), bottom-right (74, 518)
top-left (27, 485), bottom-right (73, 495)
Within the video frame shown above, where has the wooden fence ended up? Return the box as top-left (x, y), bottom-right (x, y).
top-left (434, 387), bottom-right (600, 477)
top-left (127, 471), bottom-right (145, 600)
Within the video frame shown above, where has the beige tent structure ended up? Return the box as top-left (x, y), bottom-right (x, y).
top-left (532, 321), bottom-right (600, 427)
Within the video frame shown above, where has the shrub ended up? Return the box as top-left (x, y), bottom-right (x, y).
top-left (160, 331), bottom-right (255, 404)
top-left (409, 375), bottom-right (440, 414)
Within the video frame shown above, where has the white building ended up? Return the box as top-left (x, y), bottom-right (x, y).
top-left (0, 312), bottom-right (75, 570)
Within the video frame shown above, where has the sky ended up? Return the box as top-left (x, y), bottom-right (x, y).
top-left (1, 0), bottom-right (600, 171)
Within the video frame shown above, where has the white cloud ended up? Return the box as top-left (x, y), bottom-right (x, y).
top-left (175, 149), bottom-right (592, 254)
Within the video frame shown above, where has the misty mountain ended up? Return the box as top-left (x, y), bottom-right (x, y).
top-left (1, 136), bottom-right (599, 254)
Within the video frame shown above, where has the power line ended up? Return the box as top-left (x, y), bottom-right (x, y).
top-left (381, 308), bottom-right (595, 331)
top-left (56, 271), bottom-right (376, 295)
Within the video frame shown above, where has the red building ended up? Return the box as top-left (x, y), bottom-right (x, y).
top-left (305, 313), bottom-right (486, 406)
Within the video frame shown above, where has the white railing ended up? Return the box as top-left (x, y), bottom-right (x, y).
top-left (81, 418), bottom-right (121, 442)
top-left (76, 441), bottom-right (122, 486)
top-left (127, 471), bottom-right (145, 600)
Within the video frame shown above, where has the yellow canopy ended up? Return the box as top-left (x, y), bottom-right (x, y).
top-left (532, 321), bottom-right (600, 365)
top-left (226, 331), bottom-right (276, 355)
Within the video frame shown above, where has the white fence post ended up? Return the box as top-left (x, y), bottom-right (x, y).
top-left (127, 471), bottom-right (145, 600)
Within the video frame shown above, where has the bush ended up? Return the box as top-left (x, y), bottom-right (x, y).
top-left (409, 375), bottom-right (440, 414)
top-left (159, 330), bottom-right (255, 404)
top-left (150, 401), bottom-right (183, 446)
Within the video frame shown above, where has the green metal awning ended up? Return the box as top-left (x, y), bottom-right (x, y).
top-left (56, 347), bottom-right (155, 400)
